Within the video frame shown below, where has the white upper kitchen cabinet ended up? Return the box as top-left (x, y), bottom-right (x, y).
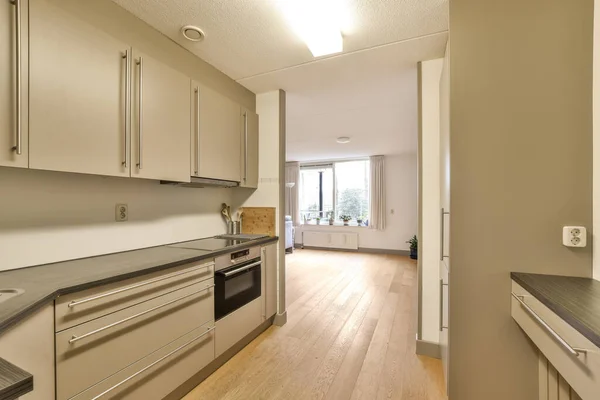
top-left (240, 107), bottom-right (259, 188)
top-left (192, 81), bottom-right (241, 182)
top-left (0, 0), bottom-right (28, 168)
top-left (29, 0), bottom-right (130, 177)
top-left (131, 51), bottom-right (191, 183)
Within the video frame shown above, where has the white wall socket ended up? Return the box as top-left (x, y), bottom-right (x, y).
top-left (562, 226), bottom-right (586, 247)
top-left (115, 204), bottom-right (128, 222)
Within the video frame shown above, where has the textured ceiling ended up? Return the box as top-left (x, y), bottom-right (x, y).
top-left (112, 0), bottom-right (448, 161)
top-left (112, 0), bottom-right (448, 80)
top-left (239, 32), bottom-right (448, 161)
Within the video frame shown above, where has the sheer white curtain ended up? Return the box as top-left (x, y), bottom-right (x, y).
top-left (285, 162), bottom-right (301, 226)
top-left (369, 155), bottom-right (386, 230)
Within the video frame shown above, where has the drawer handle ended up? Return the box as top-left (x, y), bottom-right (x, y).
top-left (69, 284), bottom-right (214, 344)
top-left (221, 260), bottom-right (262, 277)
top-left (91, 326), bottom-right (215, 400)
top-left (68, 263), bottom-right (214, 308)
top-left (512, 293), bottom-right (588, 357)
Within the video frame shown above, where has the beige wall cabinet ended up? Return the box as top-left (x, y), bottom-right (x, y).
top-left (240, 107), bottom-right (259, 188)
top-left (0, 0), bottom-right (28, 169)
top-left (29, 0), bottom-right (130, 177)
top-left (132, 51), bottom-right (191, 183)
top-left (263, 243), bottom-right (278, 319)
top-left (192, 81), bottom-right (241, 182)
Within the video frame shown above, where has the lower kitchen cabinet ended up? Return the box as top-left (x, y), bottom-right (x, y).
top-left (55, 279), bottom-right (214, 400)
top-left (70, 321), bottom-right (215, 400)
top-left (215, 297), bottom-right (262, 357)
top-left (131, 50), bottom-right (191, 183)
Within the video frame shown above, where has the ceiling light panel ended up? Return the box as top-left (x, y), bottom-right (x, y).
top-left (278, 0), bottom-right (351, 57)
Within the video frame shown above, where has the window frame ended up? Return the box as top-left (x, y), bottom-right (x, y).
top-left (299, 158), bottom-right (369, 223)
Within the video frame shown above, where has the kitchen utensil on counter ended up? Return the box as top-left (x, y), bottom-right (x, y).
top-left (221, 203), bottom-right (232, 222)
top-left (227, 221), bottom-right (241, 235)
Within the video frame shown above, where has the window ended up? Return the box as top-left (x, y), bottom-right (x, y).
top-left (299, 160), bottom-right (370, 225)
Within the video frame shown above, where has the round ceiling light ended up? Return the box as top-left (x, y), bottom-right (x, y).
top-left (336, 136), bottom-right (351, 144)
top-left (181, 25), bottom-right (205, 42)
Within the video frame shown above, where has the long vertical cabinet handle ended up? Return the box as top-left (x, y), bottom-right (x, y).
top-left (11, 0), bottom-right (22, 155)
top-left (243, 112), bottom-right (248, 183)
top-left (136, 57), bottom-right (144, 169)
top-left (439, 279), bottom-right (448, 331)
top-left (440, 208), bottom-right (450, 260)
top-left (122, 50), bottom-right (130, 167)
top-left (195, 87), bottom-right (200, 176)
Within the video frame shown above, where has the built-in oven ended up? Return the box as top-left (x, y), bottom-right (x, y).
top-left (214, 246), bottom-right (261, 321)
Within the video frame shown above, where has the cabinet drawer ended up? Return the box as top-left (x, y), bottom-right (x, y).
top-left (511, 281), bottom-right (600, 400)
top-left (71, 320), bottom-right (215, 400)
top-left (56, 280), bottom-right (214, 400)
top-left (215, 297), bottom-right (262, 357)
top-left (55, 260), bottom-right (214, 331)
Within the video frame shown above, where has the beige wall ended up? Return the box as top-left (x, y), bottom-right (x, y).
top-left (594, 0), bottom-right (600, 281)
top-left (449, 0), bottom-right (593, 399)
top-left (0, 168), bottom-right (233, 271)
top-left (418, 59), bottom-right (443, 344)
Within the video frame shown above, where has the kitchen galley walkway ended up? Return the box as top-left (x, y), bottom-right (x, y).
top-left (183, 249), bottom-right (445, 400)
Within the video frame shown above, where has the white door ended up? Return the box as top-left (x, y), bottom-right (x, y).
top-left (193, 81), bottom-right (241, 182)
top-left (439, 42), bottom-right (451, 393)
top-left (29, 0), bottom-right (130, 177)
top-left (0, 0), bottom-right (28, 168)
top-left (131, 51), bottom-right (190, 182)
top-left (240, 107), bottom-right (259, 188)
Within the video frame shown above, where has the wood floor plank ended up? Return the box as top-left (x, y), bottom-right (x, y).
top-left (182, 250), bottom-right (445, 400)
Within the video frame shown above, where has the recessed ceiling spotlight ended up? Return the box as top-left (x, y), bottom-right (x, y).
top-left (336, 136), bottom-right (351, 144)
top-left (181, 25), bottom-right (205, 42)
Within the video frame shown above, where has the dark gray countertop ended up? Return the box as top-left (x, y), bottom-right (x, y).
top-left (0, 235), bottom-right (277, 400)
top-left (511, 272), bottom-right (600, 348)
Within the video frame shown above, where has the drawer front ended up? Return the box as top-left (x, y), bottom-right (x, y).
top-left (56, 260), bottom-right (214, 331)
top-left (71, 320), bottom-right (215, 400)
top-left (511, 281), bottom-right (600, 400)
top-left (56, 280), bottom-right (214, 400)
top-left (215, 297), bottom-right (262, 357)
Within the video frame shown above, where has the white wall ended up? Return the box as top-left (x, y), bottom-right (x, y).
top-left (419, 58), bottom-right (444, 344)
top-left (0, 168), bottom-right (233, 272)
top-left (294, 153), bottom-right (417, 251)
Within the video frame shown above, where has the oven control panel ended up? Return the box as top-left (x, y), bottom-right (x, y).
top-left (215, 246), bottom-right (261, 271)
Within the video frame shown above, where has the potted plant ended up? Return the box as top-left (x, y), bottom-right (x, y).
top-left (406, 235), bottom-right (418, 260)
top-left (356, 216), bottom-right (365, 226)
top-left (316, 217), bottom-right (321, 225)
top-left (326, 211), bottom-right (335, 225)
top-left (340, 215), bottom-right (352, 226)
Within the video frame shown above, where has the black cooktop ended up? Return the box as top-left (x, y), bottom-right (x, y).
top-left (168, 237), bottom-right (253, 251)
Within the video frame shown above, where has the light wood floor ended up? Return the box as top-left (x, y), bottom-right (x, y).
top-left (183, 249), bottom-right (446, 400)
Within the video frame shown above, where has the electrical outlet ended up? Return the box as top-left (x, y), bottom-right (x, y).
top-left (562, 226), bottom-right (586, 247)
top-left (115, 204), bottom-right (128, 222)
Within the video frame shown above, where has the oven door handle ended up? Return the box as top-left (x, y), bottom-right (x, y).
top-left (219, 260), bottom-right (262, 277)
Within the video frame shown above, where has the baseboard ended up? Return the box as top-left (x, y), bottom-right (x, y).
top-left (274, 311), bottom-right (287, 326)
top-left (297, 245), bottom-right (410, 256)
top-left (416, 339), bottom-right (441, 359)
top-left (165, 316), bottom-right (275, 400)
